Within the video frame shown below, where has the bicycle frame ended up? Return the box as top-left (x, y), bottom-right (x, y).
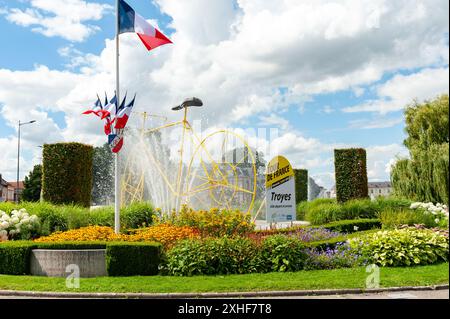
top-left (121, 107), bottom-right (257, 213)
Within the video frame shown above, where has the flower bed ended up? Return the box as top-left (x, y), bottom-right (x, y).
top-left (154, 206), bottom-right (254, 237)
top-left (34, 224), bottom-right (199, 249)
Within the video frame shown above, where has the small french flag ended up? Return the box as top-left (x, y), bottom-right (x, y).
top-left (119, 0), bottom-right (172, 51)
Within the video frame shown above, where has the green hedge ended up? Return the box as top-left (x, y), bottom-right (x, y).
top-left (294, 169), bottom-right (308, 203)
top-left (254, 219), bottom-right (381, 236)
top-left (322, 219), bottom-right (381, 233)
top-left (42, 142), bottom-right (94, 207)
top-left (106, 242), bottom-right (162, 276)
top-left (0, 241), bottom-right (35, 275)
top-left (334, 148), bottom-right (369, 203)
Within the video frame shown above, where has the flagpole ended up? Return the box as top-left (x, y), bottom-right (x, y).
top-left (114, 0), bottom-right (121, 234)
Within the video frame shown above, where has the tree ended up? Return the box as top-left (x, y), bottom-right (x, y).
top-left (92, 143), bottom-right (114, 205)
top-left (391, 94), bottom-right (449, 204)
top-left (22, 165), bottom-right (42, 202)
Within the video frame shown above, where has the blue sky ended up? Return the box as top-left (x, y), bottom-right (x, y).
top-left (0, 0), bottom-right (448, 189)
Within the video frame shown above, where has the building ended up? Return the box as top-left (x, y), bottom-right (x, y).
top-left (368, 181), bottom-right (393, 199)
top-left (308, 177), bottom-right (325, 201)
top-left (323, 181), bottom-right (392, 199)
top-left (0, 174), bottom-right (17, 202)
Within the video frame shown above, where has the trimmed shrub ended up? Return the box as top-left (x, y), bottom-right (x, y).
top-left (348, 228), bottom-right (449, 267)
top-left (322, 219), bottom-right (381, 233)
top-left (334, 148), bottom-right (369, 203)
top-left (252, 219), bottom-right (380, 239)
top-left (163, 237), bottom-right (261, 276)
top-left (294, 169), bottom-right (308, 203)
top-left (42, 142), bottom-right (93, 207)
top-left (0, 241), bottom-right (35, 275)
top-left (106, 242), bottom-right (162, 276)
top-left (259, 235), bottom-right (307, 272)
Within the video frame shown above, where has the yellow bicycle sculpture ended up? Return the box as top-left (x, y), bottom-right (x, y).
top-left (120, 98), bottom-right (257, 214)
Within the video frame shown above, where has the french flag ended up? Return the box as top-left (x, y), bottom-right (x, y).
top-left (82, 97), bottom-right (103, 117)
top-left (119, 0), bottom-right (172, 51)
top-left (108, 133), bottom-right (124, 153)
top-left (114, 95), bottom-right (136, 130)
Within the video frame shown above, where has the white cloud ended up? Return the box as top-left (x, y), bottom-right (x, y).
top-left (4, 0), bottom-right (113, 42)
top-left (343, 67), bottom-right (449, 113)
top-left (0, 0), bottom-right (448, 182)
top-left (348, 116), bottom-right (403, 129)
top-left (320, 105), bottom-right (335, 114)
top-left (366, 143), bottom-right (408, 181)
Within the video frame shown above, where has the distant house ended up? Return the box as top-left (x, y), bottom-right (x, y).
top-left (1, 176), bottom-right (15, 202)
top-left (323, 181), bottom-right (393, 199)
top-left (368, 181), bottom-right (393, 199)
top-left (0, 174), bottom-right (23, 202)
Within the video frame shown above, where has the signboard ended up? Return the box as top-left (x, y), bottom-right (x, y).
top-left (265, 155), bottom-right (296, 223)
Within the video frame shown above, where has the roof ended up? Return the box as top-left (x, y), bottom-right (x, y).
top-left (7, 181), bottom-right (24, 189)
top-left (330, 181), bottom-right (391, 191)
top-left (368, 181), bottom-right (391, 188)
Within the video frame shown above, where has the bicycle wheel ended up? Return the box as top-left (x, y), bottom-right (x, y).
top-left (184, 130), bottom-right (257, 214)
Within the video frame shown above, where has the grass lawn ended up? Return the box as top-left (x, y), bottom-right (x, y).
top-left (0, 263), bottom-right (448, 294)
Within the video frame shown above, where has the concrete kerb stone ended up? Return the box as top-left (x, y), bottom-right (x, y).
top-left (0, 284), bottom-right (448, 299)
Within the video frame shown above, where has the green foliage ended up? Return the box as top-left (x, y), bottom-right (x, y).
top-left (380, 208), bottom-right (438, 229)
top-left (321, 219), bottom-right (381, 233)
top-left (22, 165), bottom-right (42, 202)
top-left (254, 219), bottom-right (381, 236)
top-left (106, 242), bottom-right (162, 276)
top-left (92, 144), bottom-right (114, 206)
top-left (349, 228), bottom-right (449, 267)
top-left (0, 201), bottom-right (155, 236)
top-left (306, 202), bottom-right (343, 224)
top-left (404, 95), bottom-right (449, 152)
top-left (259, 235), bottom-right (307, 272)
top-left (163, 237), bottom-right (261, 276)
top-left (120, 202), bottom-right (155, 229)
top-left (303, 197), bottom-right (409, 225)
top-left (0, 241), bottom-right (34, 275)
top-left (334, 148), bottom-right (369, 203)
top-left (297, 198), bottom-right (335, 221)
top-left (391, 95), bottom-right (449, 204)
top-left (294, 169), bottom-right (308, 203)
top-left (42, 142), bottom-right (94, 207)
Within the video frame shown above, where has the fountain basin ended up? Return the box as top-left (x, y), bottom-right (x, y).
top-left (30, 249), bottom-right (107, 277)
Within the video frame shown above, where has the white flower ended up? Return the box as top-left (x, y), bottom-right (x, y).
top-left (435, 218), bottom-right (440, 224)
top-left (410, 203), bottom-right (421, 209)
top-left (354, 226), bottom-right (359, 231)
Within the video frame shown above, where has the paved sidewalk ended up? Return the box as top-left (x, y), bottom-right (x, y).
top-left (260, 289), bottom-right (449, 299)
top-left (0, 285), bottom-right (448, 299)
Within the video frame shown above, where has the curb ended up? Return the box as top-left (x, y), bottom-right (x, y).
top-left (0, 284), bottom-right (448, 299)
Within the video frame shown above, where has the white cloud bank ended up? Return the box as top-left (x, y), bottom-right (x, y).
top-left (4, 0), bottom-right (113, 42)
top-left (0, 0), bottom-right (448, 185)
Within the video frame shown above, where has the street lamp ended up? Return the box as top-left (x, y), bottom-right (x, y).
top-left (16, 120), bottom-right (36, 203)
